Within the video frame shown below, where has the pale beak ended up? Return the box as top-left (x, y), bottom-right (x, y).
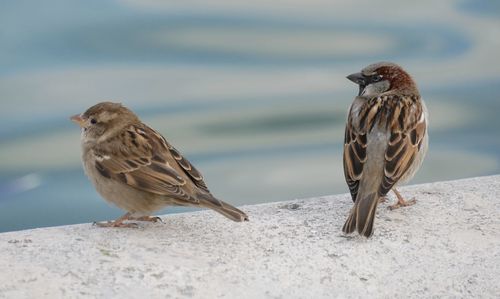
top-left (70, 114), bottom-right (85, 127)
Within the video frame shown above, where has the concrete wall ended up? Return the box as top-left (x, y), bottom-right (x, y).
top-left (1, 175), bottom-right (499, 298)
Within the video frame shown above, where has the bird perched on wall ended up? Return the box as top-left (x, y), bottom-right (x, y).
top-left (342, 62), bottom-right (428, 237)
top-left (71, 102), bottom-right (248, 227)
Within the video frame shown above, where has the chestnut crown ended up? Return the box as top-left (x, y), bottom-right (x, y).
top-left (347, 62), bottom-right (419, 97)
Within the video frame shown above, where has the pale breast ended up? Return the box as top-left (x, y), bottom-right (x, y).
top-left (81, 148), bottom-right (170, 215)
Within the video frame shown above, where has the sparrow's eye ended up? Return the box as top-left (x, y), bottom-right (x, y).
top-left (372, 75), bottom-right (383, 82)
top-left (90, 118), bottom-right (97, 125)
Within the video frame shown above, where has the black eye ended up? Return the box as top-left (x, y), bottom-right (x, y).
top-left (372, 75), bottom-right (383, 82)
top-left (90, 118), bottom-right (97, 124)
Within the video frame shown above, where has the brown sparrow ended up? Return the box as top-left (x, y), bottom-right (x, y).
top-left (342, 62), bottom-right (428, 237)
top-left (71, 102), bottom-right (248, 227)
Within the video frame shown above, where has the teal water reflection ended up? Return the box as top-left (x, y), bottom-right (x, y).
top-left (1, 0), bottom-right (499, 232)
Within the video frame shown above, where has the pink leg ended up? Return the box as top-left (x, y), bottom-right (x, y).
top-left (131, 216), bottom-right (164, 223)
top-left (388, 189), bottom-right (416, 210)
top-left (93, 212), bottom-right (138, 228)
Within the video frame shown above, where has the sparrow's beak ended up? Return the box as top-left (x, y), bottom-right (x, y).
top-left (346, 72), bottom-right (366, 86)
top-left (70, 114), bottom-right (85, 127)
top-left (347, 72), bottom-right (367, 96)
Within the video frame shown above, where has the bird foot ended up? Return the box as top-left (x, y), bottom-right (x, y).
top-left (388, 198), bottom-right (416, 210)
top-left (92, 212), bottom-right (139, 228)
top-left (378, 197), bottom-right (388, 204)
top-left (388, 188), bottom-right (417, 210)
top-left (92, 221), bottom-right (138, 228)
top-left (132, 216), bottom-right (164, 223)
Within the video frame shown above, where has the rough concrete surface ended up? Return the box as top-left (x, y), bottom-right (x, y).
top-left (1, 175), bottom-right (499, 298)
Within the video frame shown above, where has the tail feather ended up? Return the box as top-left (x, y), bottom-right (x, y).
top-left (342, 209), bottom-right (357, 234)
top-left (342, 192), bottom-right (379, 237)
top-left (198, 193), bottom-right (249, 222)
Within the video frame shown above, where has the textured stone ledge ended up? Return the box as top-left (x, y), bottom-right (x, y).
top-left (1, 175), bottom-right (499, 298)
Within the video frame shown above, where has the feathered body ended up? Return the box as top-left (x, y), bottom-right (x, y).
top-left (72, 102), bottom-right (248, 226)
top-left (342, 62), bottom-right (428, 237)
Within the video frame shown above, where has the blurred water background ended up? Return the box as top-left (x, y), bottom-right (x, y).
top-left (1, 0), bottom-right (499, 232)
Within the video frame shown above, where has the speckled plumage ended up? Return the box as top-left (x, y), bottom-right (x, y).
top-left (72, 102), bottom-right (248, 227)
top-left (342, 62), bottom-right (428, 237)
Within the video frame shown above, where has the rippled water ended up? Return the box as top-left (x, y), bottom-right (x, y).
top-left (1, 0), bottom-right (499, 232)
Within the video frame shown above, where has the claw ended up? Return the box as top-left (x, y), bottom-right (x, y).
top-left (388, 198), bottom-right (416, 210)
top-left (92, 213), bottom-right (164, 228)
top-left (133, 216), bottom-right (164, 223)
top-left (388, 189), bottom-right (417, 210)
top-left (92, 212), bottom-right (138, 228)
top-left (93, 221), bottom-right (138, 228)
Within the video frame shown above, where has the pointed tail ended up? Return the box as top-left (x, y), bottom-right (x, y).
top-left (342, 192), bottom-right (379, 237)
top-left (198, 193), bottom-right (249, 222)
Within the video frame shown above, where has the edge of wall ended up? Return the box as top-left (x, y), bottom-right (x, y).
top-left (1, 175), bottom-right (499, 298)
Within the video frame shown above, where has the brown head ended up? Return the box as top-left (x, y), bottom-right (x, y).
top-left (347, 62), bottom-right (419, 97)
top-left (71, 102), bottom-right (140, 142)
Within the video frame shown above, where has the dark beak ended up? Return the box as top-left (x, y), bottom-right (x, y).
top-left (347, 72), bottom-right (367, 96)
top-left (346, 72), bottom-right (366, 85)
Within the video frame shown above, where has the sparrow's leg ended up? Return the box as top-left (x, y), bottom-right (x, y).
top-left (388, 189), bottom-right (416, 210)
top-left (93, 212), bottom-right (138, 228)
top-left (130, 216), bottom-right (164, 223)
top-left (379, 196), bottom-right (388, 204)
